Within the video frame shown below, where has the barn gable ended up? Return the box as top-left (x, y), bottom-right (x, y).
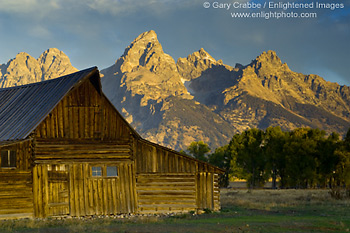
top-left (0, 67), bottom-right (98, 142)
top-left (0, 67), bottom-right (223, 219)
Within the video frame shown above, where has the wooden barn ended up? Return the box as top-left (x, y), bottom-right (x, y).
top-left (0, 67), bottom-right (223, 219)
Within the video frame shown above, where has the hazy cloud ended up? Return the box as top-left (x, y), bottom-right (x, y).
top-left (28, 25), bottom-right (52, 39)
top-left (0, 0), bottom-right (61, 15)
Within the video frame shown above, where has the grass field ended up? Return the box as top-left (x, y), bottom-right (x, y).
top-left (1, 188), bottom-right (350, 232)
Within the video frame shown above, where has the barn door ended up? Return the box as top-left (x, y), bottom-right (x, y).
top-left (197, 172), bottom-right (214, 210)
top-left (47, 164), bottom-right (70, 216)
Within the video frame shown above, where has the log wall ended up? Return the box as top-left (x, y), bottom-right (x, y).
top-left (136, 173), bottom-right (197, 213)
top-left (33, 161), bottom-right (137, 218)
top-left (34, 139), bottom-right (132, 160)
top-left (135, 140), bottom-right (197, 174)
top-left (196, 172), bottom-right (220, 211)
top-left (0, 141), bottom-right (33, 219)
top-left (35, 80), bottom-right (131, 141)
top-left (134, 140), bottom-right (221, 212)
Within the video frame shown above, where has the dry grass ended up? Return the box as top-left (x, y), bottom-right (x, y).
top-left (221, 188), bottom-right (350, 210)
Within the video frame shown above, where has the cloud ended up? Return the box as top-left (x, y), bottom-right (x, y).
top-left (0, 0), bottom-right (61, 14)
top-left (28, 25), bottom-right (52, 39)
top-left (0, 0), bottom-right (38, 14)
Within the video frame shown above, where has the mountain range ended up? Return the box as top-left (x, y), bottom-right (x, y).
top-left (1, 30), bottom-right (349, 151)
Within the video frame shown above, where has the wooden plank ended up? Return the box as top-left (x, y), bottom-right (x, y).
top-left (136, 186), bottom-right (196, 191)
top-left (116, 175), bottom-right (121, 214)
top-left (137, 179), bottom-right (195, 183)
top-left (83, 164), bottom-right (90, 216)
top-left (92, 179), bottom-right (98, 215)
top-left (97, 178), bottom-right (103, 215)
top-left (0, 213), bottom-right (34, 220)
top-left (132, 163), bottom-right (138, 212)
top-left (73, 90), bottom-right (79, 139)
top-left (137, 190), bottom-right (196, 195)
top-left (207, 173), bottom-right (213, 209)
top-left (54, 106), bottom-right (59, 138)
top-left (35, 148), bottom-right (131, 154)
top-left (42, 165), bottom-right (49, 218)
top-left (58, 100), bottom-right (64, 138)
top-left (197, 172), bottom-right (202, 209)
top-left (124, 163), bottom-right (131, 213)
top-left (152, 146), bottom-right (157, 173)
top-left (78, 102), bottom-right (84, 138)
top-left (88, 174), bottom-right (93, 214)
top-left (136, 196), bottom-right (196, 202)
top-left (108, 179), bottom-right (114, 214)
top-left (69, 164), bottom-right (75, 216)
top-left (119, 164), bottom-right (126, 213)
top-left (137, 199), bottom-right (196, 204)
top-left (174, 155), bottom-right (179, 173)
top-left (111, 179), bottom-right (117, 214)
top-left (127, 163), bottom-right (134, 212)
top-left (102, 178), bottom-right (108, 215)
top-left (36, 165), bottom-right (43, 218)
top-left (74, 165), bottom-right (80, 217)
top-left (35, 154), bottom-right (131, 160)
top-left (68, 94), bottom-right (74, 139)
top-left (32, 166), bottom-right (39, 217)
top-left (79, 164), bottom-right (85, 216)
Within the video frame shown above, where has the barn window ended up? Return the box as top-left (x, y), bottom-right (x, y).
top-left (1, 150), bottom-right (16, 168)
top-left (107, 166), bottom-right (118, 177)
top-left (92, 166), bottom-right (102, 177)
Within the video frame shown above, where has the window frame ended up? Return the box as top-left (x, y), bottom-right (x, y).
top-left (1, 150), bottom-right (17, 169)
top-left (90, 164), bottom-right (119, 178)
top-left (91, 166), bottom-right (103, 177)
top-left (106, 166), bottom-right (118, 177)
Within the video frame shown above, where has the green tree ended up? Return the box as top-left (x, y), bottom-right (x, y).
top-left (187, 141), bottom-right (210, 162)
top-left (228, 133), bottom-right (246, 181)
top-left (235, 128), bottom-right (268, 188)
top-left (208, 145), bottom-right (230, 187)
top-left (316, 132), bottom-right (340, 188)
top-left (264, 126), bottom-right (287, 189)
top-left (333, 128), bottom-right (350, 196)
top-left (345, 128), bottom-right (350, 150)
top-left (283, 128), bottom-right (320, 188)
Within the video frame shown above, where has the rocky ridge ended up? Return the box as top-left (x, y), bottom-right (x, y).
top-left (0, 48), bottom-right (78, 88)
top-left (101, 30), bottom-right (234, 149)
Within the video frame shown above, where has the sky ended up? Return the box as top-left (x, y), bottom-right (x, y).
top-left (0, 0), bottom-right (349, 85)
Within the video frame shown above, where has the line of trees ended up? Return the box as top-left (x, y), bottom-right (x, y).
top-left (185, 127), bottom-right (350, 190)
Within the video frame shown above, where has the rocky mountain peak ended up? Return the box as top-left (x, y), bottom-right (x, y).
top-left (14, 52), bottom-right (31, 60)
top-left (253, 50), bottom-right (283, 69)
top-left (117, 30), bottom-right (177, 75)
top-left (249, 50), bottom-right (290, 78)
top-left (256, 50), bottom-right (281, 64)
top-left (197, 48), bottom-right (216, 62)
top-left (0, 48), bottom-right (77, 88)
top-left (38, 48), bottom-right (69, 63)
top-left (177, 48), bottom-right (219, 81)
top-left (102, 30), bottom-right (191, 116)
top-left (38, 48), bottom-right (78, 79)
top-left (133, 30), bottom-right (158, 43)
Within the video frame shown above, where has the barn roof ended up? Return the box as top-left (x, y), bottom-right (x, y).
top-left (0, 67), bottom-right (98, 142)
